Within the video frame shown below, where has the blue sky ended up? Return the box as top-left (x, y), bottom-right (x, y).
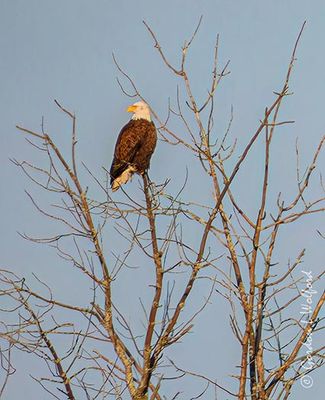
top-left (1, 1), bottom-right (324, 399)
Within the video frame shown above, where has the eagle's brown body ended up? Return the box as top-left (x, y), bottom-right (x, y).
top-left (110, 118), bottom-right (157, 191)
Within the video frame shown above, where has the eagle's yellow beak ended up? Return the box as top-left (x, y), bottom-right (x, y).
top-left (127, 105), bottom-right (137, 113)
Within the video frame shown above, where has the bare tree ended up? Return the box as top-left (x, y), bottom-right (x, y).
top-left (1, 20), bottom-right (324, 400)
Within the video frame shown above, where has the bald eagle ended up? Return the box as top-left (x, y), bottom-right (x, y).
top-left (110, 101), bottom-right (157, 191)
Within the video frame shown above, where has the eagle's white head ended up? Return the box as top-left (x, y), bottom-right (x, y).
top-left (127, 101), bottom-right (151, 122)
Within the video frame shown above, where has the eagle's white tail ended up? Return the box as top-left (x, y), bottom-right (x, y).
top-left (112, 166), bottom-right (137, 192)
